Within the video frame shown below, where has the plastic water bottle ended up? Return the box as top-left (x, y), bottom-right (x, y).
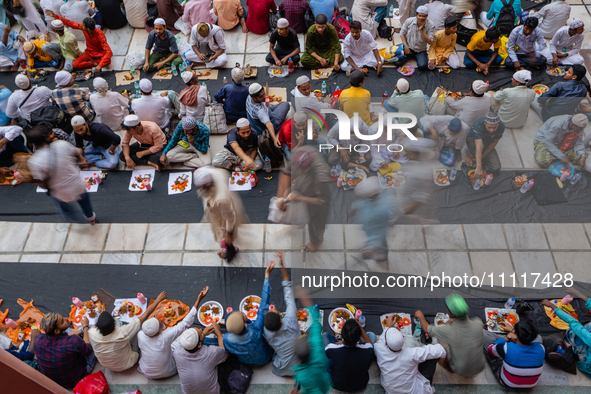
top-left (137, 293), bottom-right (147, 304)
top-left (485, 174), bottom-right (493, 186)
top-left (72, 297), bottom-right (84, 308)
top-left (358, 315), bottom-right (366, 327)
top-left (382, 91), bottom-right (388, 105)
top-left (526, 179), bottom-right (534, 191)
top-left (171, 64), bottom-right (178, 76)
top-left (264, 157), bottom-right (271, 173)
top-left (130, 64), bottom-right (136, 76)
top-left (288, 57), bottom-right (294, 73)
top-left (223, 76), bottom-right (228, 84)
top-left (321, 81), bottom-right (327, 95)
top-left (473, 177), bottom-right (482, 191)
top-left (134, 81), bottom-right (140, 96)
top-left (346, 63), bottom-right (351, 77)
top-left (337, 175), bottom-right (343, 187)
top-left (336, 163), bottom-right (341, 175)
top-left (560, 170), bottom-right (569, 182)
top-left (179, 61), bottom-right (187, 74)
top-left (504, 297), bottom-right (515, 310)
top-left (450, 167), bottom-right (457, 181)
top-left (570, 172), bottom-right (582, 185)
top-left (520, 180), bottom-right (530, 193)
top-left (389, 4), bottom-right (395, 17)
top-left (182, 51), bottom-right (192, 67)
top-left (413, 326), bottom-right (421, 338)
top-left (330, 166), bottom-right (337, 181)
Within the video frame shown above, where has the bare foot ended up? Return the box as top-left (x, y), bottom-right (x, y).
top-left (218, 250), bottom-right (227, 259)
top-left (304, 238), bottom-right (323, 252)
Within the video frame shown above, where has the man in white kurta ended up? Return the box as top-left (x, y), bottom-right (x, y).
top-left (340, 23), bottom-right (384, 73)
top-left (185, 22), bottom-right (228, 68)
top-left (290, 75), bottom-right (332, 113)
top-left (426, 0), bottom-right (456, 31)
top-left (60, 0), bottom-right (94, 41)
top-left (541, 19), bottom-right (584, 66)
top-left (375, 316), bottom-right (446, 394)
top-left (351, 0), bottom-right (388, 38)
top-left (535, 0), bottom-right (571, 39)
top-left (491, 70), bottom-right (536, 129)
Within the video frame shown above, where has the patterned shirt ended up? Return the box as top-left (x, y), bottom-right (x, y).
top-left (163, 121), bottom-right (210, 155)
top-left (146, 29), bottom-right (179, 55)
top-left (279, 0), bottom-right (312, 34)
top-left (34, 333), bottom-right (92, 389)
top-left (52, 87), bottom-right (95, 121)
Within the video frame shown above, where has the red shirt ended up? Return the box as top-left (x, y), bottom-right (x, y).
top-left (246, 0), bottom-right (277, 34)
top-left (56, 15), bottom-right (113, 67)
top-left (278, 119), bottom-right (293, 149)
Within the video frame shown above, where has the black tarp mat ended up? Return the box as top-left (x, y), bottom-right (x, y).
top-left (1, 263), bottom-right (589, 336)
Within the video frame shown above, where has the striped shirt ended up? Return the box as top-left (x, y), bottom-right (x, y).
top-left (52, 87), bottom-right (95, 121)
top-left (488, 339), bottom-right (545, 388)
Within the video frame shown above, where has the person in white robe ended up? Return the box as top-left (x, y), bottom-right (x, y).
top-left (40, 0), bottom-right (64, 33)
top-left (13, 0), bottom-right (48, 40)
top-left (541, 19), bottom-right (584, 66)
top-left (398, 0), bottom-right (418, 26)
top-left (60, 0), bottom-right (94, 41)
top-left (351, 0), bottom-right (388, 38)
top-left (535, 0), bottom-right (571, 39)
top-left (425, 0), bottom-right (456, 31)
top-left (185, 22), bottom-right (228, 68)
top-left (290, 75), bottom-right (332, 114)
top-left (340, 22), bottom-right (384, 75)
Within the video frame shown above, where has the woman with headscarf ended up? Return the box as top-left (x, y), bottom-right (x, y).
top-left (185, 22), bottom-right (228, 68)
top-left (179, 71), bottom-right (210, 122)
top-left (194, 166), bottom-right (248, 262)
top-left (89, 77), bottom-right (130, 131)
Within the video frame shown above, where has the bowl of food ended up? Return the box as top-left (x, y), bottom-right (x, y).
top-left (240, 295), bottom-right (262, 321)
top-left (532, 84), bottom-right (549, 95)
top-left (329, 307), bottom-right (353, 334)
top-left (198, 301), bottom-right (224, 326)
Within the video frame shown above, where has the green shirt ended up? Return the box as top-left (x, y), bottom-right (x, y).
top-left (57, 27), bottom-right (82, 60)
top-left (293, 307), bottom-right (332, 394)
top-left (305, 24), bottom-right (341, 57)
top-left (387, 89), bottom-right (429, 124)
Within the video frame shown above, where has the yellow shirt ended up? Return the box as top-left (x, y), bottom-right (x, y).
top-left (27, 41), bottom-right (53, 68)
top-left (338, 86), bottom-right (373, 126)
top-left (466, 31), bottom-right (502, 52)
top-left (428, 30), bottom-right (456, 63)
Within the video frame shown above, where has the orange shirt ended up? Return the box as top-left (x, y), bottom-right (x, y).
top-left (213, 0), bottom-right (244, 30)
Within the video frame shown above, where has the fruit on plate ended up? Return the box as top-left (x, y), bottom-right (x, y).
top-left (513, 174), bottom-right (528, 188)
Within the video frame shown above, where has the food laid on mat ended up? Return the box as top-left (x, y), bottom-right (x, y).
top-left (329, 307), bottom-right (354, 334)
top-left (380, 312), bottom-right (413, 336)
top-left (546, 66), bottom-right (566, 77)
top-left (170, 174), bottom-right (189, 192)
top-left (158, 68), bottom-right (169, 77)
top-left (379, 171), bottom-right (406, 188)
top-left (114, 301), bottom-right (142, 318)
top-left (532, 84), bottom-right (549, 95)
top-left (290, 308), bottom-right (324, 333)
top-left (485, 308), bottom-right (519, 333)
top-left (195, 70), bottom-right (211, 77)
top-left (0, 171), bottom-right (19, 186)
top-left (131, 173), bottom-right (151, 190)
top-left (230, 171), bottom-right (252, 186)
top-left (240, 295), bottom-right (262, 321)
top-left (73, 70), bottom-right (93, 82)
top-left (433, 169), bottom-right (450, 186)
top-left (467, 169), bottom-right (487, 185)
top-left (265, 94), bottom-right (283, 103)
top-left (512, 174), bottom-right (528, 188)
top-left (435, 313), bottom-right (450, 325)
top-left (149, 299), bottom-right (190, 328)
top-left (72, 295), bottom-right (104, 327)
top-left (244, 64), bottom-right (257, 78)
top-left (342, 168), bottom-right (365, 190)
top-left (270, 66), bottom-right (286, 76)
top-left (198, 301), bottom-right (224, 326)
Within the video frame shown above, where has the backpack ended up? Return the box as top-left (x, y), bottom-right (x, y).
top-left (217, 354), bottom-right (253, 394)
top-left (543, 334), bottom-right (578, 375)
top-left (332, 9), bottom-right (350, 39)
top-left (496, 0), bottom-right (516, 35)
top-left (377, 19), bottom-right (394, 40)
top-left (374, 6), bottom-right (388, 23)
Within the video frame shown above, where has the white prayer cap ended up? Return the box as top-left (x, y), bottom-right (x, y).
top-left (513, 70), bottom-right (531, 84)
top-left (572, 113), bottom-right (589, 128)
top-left (15, 74), bottom-right (30, 89)
top-left (570, 18), bottom-right (584, 30)
top-left (236, 118), bottom-right (250, 128)
top-left (179, 329), bottom-right (199, 350)
top-left (181, 115), bottom-right (197, 130)
top-left (296, 75), bottom-right (310, 86)
top-left (354, 177), bottom-right (381, 199)
top-left (396, 78), bottom-right (410, 94)
top-left (51, 19), bottom-right (64, 30)
top-left (181, 71), bottom-right (194, 84)
top-left (139, 78), bottom-right (153, 93)
top-left (123, 114), bottom-right (140, 127)
top-left (231, 67), bottom-right (244, 83)
top-left (471, 80), bottom-right (488, 95)
top-left (71, 115), bottom-right (86, 127)
top-left (416, 5), bottom-right (429, 14)
top-left (55, 70), bottom-right (73, 87)
top-left (385, 327), bottom-right (404, 351)
top-left (293, 112), bottom-right (307, 123)
top-left (277, 18), bottom-right (289, 28)
top-left (193, 167), bottom-right (213, 187)
top-left (249, 83), bottom-right (263, 95)
top-left (93, 77), bottom-right (109, 93)
top-left (142, 318), bottom-right (160, 337)
top-left (154, 18), bottom-right (166, 27)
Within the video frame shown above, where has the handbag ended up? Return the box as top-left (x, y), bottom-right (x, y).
top-left (217, 354), bottom-right (253, 394)
top-left (203, 103), bottom-right (228, 134)
top-left (377, 19), bottom-right (394, 40)
top-left (428, 87), bottom-right (447, 115)
top-left (73, 371), bottom-right (109, 394)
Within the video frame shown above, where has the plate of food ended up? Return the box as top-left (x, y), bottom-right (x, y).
top-left (168, 172), bottom-right (192, 195)
top-left (380, 313), bottom-right (413, 336)
top-left (532, 84), bottom-right (549, 95)
top-left (467, 169), bottom-right (487, 185)
top-left (546, 66), bottom-right (567, 77)
top-left (150, 299), bottom-right (190, 328)
top-left (397, 64), bottom-right (415, 76)
top-left (112, 299), bottom-right (146, 323)
top-left (512, 174), bottom-right (528, 189)
top-left (293, 308), bottom-right (324, 333)
top-left (198, 301), bottom-right (224, 326)
top-left (435, 312), bottom-right (450, 326)
top-left (485, 308), bottom-right (519, 333)
top-left (73, 70), bottom-right (94, 82)
top-left (328, 307), bottom-right (354, 334)
top-left (229, 171), bottom-right (254, 191)
top-left (379, 171), bottom-right (406, 189)
top-left (129, 169), bottom-right (155, 191)
top-left (243, 64), bottom-right (257, 78)
top-left (268, 66), bottom-right (289, 78)
top-left (240, 295), bottom-right (262, 321)
top-left (72, 294), bottom-right (104, 327)
top-left (433, 169), bottom-right (450, 186)
top-left (342, 168), bottom-right (366, 190)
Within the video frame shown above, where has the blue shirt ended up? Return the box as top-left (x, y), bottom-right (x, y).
top-left (486, 0), bottom-right (522, 26)
top-left (163, 121), bottom-right (210, 155)
top-left (223, 277), bottom-right (274, 366)
top-left (0, 88), bottom-right (12, 126)
top-left (556, 299), bottom-right (591, 379)
top-left (213, 83), bottom-right (249, 123)
top-left (309, 0), bottom-right (338, 19)
top-left (145, 29), bottom-right (179, 55)
top-left (538, 80), bottom-right (587, 121)
top-left (0, 24), bottom-right (21, 62)
top-left (246, 97), bottom-right (270, 134)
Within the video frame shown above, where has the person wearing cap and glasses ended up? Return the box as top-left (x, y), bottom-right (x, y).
top-left (185, 22), bottom-right (228, 68)
top-left (394, 6), bottom-right (435, 71)
top-left (301, 14), bottom-right (343, 70)
top-left (212, 118), bottom-right (263, 171)
top-left (542, 19), bottom-right (585, 67)
top-left (137, 287), bottom-right (209, 379)
top-left (120, 114), bottom-right (167, 171)
top-left (179, 71), bottom-right (211, 123)
top-left (341, 21), bottom-right (384, 76)
top-left (246, 82), bottom-right (289, 148)
top-left (0, 23), bottom-right (26, 70)
top-left (534, 113), bottom-right (588, 169)
top-left (143, 18), bottom-right (182, 72)
top-left (23, 40), bottom-right (60, 70)
top-left (446, 80), bottom-right (492, 127)
top-left (419, 115), bottom-right (469, 166)
top-left (491, 70), bottom-right (535, 129)
top-left (5, 74), bottom-right (53, 122)
top-left (161, 115), bottom-right (212, 169)
top-left (71, 115), bottom-right (121, 170)
top-left (131, 78), bottom-right (176, 130)
top-left (267, 18), bottom-right (301, 67)
top-left (464, 112), bottom-right (506, 179)
top-left (172, 317), bottom-right (228, 394)
top-left (374, 314), bottom-right (446, 394)
top-left (415, 294), bottom-right (485, 378)
top-left (43, 19), bottom-right (82, 72)
top-left (533, 64), bottom-right (588, 122)
top-left (506, 17), bottom-right (547, 70)
top-left (214, 67), bottom-right (250, 124)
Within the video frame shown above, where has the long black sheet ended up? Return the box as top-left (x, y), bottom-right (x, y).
top-left (1, 263), bottom-right (589, 336)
